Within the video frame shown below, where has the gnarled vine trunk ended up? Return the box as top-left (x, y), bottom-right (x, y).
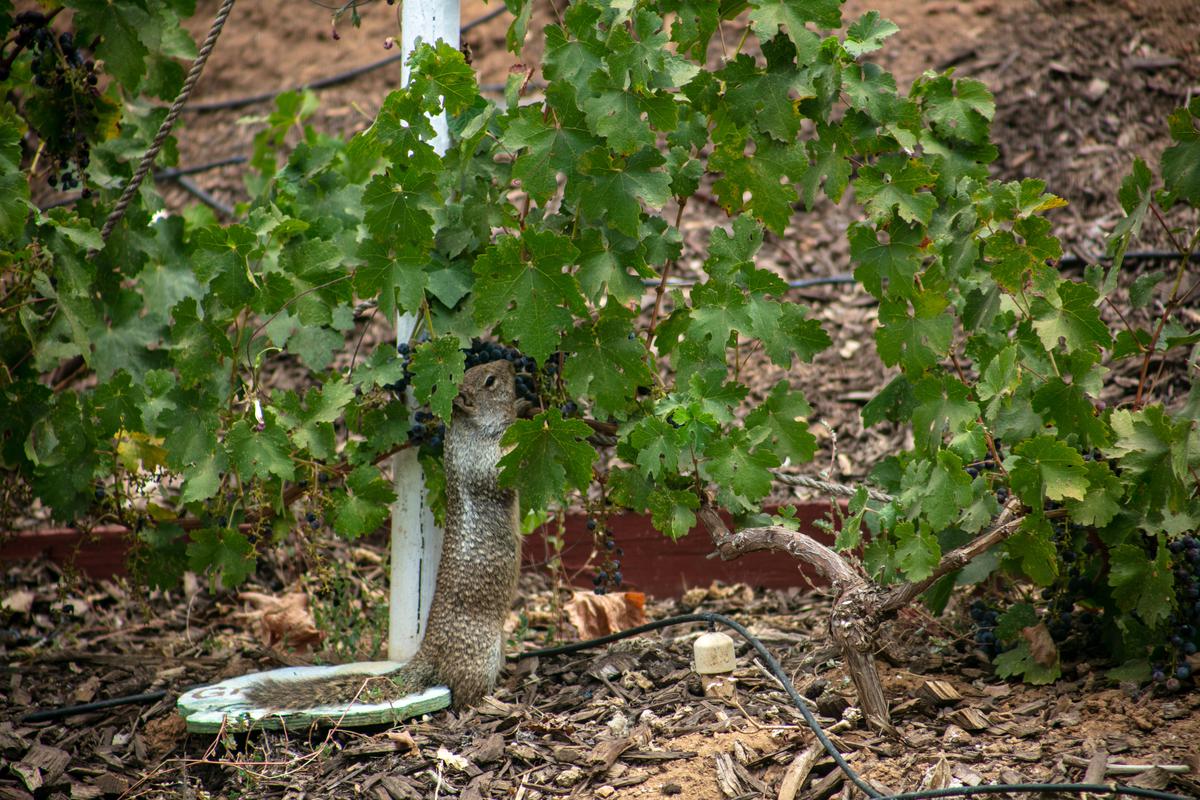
top-left (698, 499), bottom-right (1023, 734)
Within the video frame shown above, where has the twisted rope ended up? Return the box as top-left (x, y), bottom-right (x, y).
top-left (772, 471), bottom-right (893, 503)
top-left (98, 0), bottom-right (237, 244)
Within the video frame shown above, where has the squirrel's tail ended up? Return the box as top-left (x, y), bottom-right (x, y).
top-left (242, 660), bottom-right (438, 709)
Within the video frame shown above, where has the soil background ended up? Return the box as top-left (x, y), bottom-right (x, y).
top-left (4, 0), bottom-right (1200, 799)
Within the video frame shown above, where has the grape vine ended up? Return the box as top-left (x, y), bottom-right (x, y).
top-left (0, 0), bottom-right (1198, 685)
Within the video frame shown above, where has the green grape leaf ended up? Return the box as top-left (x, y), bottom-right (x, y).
top-left (563, 306), bottom-right (653, 421)
top-left (187, 527), bottom-right (257, 589)
top-left (0, 121), bottom-right (29, 240)
top-left (180, 450), bottom-right (226, 505)
top-left (746, 296), bottom-right (832, 367)
top-left (627, 416), bottom-right (684, 479)
top-left (1064, 461), bottom-right (1123, 528)
top-left (352, 345), bottom-right (409, 391)
top-left (1030, 280), bottom-right (1112, 353)
top-left (1129, 270), bottom-right (1168, 310)
top-left (135, 524), bottom-right (187, 590)
top-left (721, 52), bottom-right (815, 143)
top-left (1107, 157), bottom-right (1152, 268)
top-left (702, 429), bottom-right (780, 504)
top-left (875, 291), bottom-right (954, 372)
top-left (745, 382), bottom-right (816, 464)
top-left (503, 102), bottom-right (597, 203)
top-left (362, 169), bottom-right (438, 243)
top-left (332, 464), bottom-right (397, 539)
top-left (71, 0), bottom-right (152, 91)
top-left (854, 155), bottom-right (938, 226)
top-left (1031, 377), bottom-right (1108, 449)
top-left (472, 229), bottom-right (584, 363)
top-left (409, 336), bottom-right (467, 422)
top-left (1160, 99), bottom-right (1200, 209)
top-left (977, 346), bottom-right (1019, 403)
top-left (906, 450), bottom-right (973, 531)
top-left (280, 379), bottom-right (356, 460)
top-left (1009, 435), bottom-right (1089, 504)
top-left (995, 602), bottom-right (1039, 641)
top-left (918, 75), bottom-right (994, 145)
top-left (572, 147), bottom-right (672, 237)
top-left (748, 0), bottom-right (838, 54)
top-left (647, 485), bottom-right (700, 539)
top-left (1106, 406), bottom-right (1192, 508)
top-left (862, 375), bottom-right (915, 427)
top-left (843, 11), bottom-right (898, 57)
top-left (272, 238), bottom-right (352, 326)
top-left (662, 0), bottom-right (720, 60)
top-left (169, 298), bottom-right (233, 386)
top-left (798, 122), bottom-right (853, 208)
top-left (1005, 516), bottom-right (1059, 586)
top-left (688, 280), bottom-right (751, 357)
top-left (910, 376), bottom-right (978, 455)
top-left (499, 409), bottom-right (597, 510)
top-left (849, 221), bottom-right (925, 299)
top-left (994, 640), bottom-right (1061, 685)
top-left (225, 416), bottom-right (295, 481)
top-left (893, 520), bottom-right (940, 582)
top-left (575, 228), bottom-right (650, 304)
top-left (287, 324), bottom-right (345, 373)
top-left (711, 138), bottom-right (804, 234)
top-left (582, 86), bottom-right (656, 155)
top-left (408, 40), bottom-right (479, 115)
top-left (355, 240), bottom-right (429, 320)
top-left (1109, 541), bottom-right (1174, 628)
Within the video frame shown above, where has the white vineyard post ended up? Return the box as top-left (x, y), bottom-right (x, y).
top-left (388, 0), bottom-right (461, 663)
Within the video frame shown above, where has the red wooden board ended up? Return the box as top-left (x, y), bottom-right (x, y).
top-left (3, 505), bottom-right (840, 598)
top-left (1, 525), bottom-right (130, 579)
top-left (522, 505), bottom-right (839, 597)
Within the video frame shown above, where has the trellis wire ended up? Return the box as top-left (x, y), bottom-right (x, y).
top-left (183, 5), bottom-right (508, 114)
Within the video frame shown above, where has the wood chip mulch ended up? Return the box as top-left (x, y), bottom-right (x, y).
top-left (3, 548), bottom-right (1200, 800)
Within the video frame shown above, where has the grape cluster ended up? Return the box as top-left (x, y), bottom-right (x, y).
top-left (1156, 536), bottom-right (1200, 686)
top-left (390, 339), bottom-right (550, 455)
top-left (408, 409), bottom-right (445, 455)
top-left (968, 600), bottom-right (1001, 659)
top-left (10, 13), bottom-right (103, 195)
top-left (587, 517), bottom-right (623, 595)
top-left (1040, 522), bottom-right (1104, 653)
top-left (391, 338), bottom-right (572, 421)
top-left (388, 341), bottom-right (416, 397)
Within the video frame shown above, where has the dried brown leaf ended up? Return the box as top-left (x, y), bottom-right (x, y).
top-left (238, 591), bottom-right (324, 653)
top-left (564, 591), bottom-right (646, 639)
top-left (1020, 623), bottom-right (1058, 667)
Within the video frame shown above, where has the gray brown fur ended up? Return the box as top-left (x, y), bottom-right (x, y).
top-left (244, 360), bottom-right (521, 710)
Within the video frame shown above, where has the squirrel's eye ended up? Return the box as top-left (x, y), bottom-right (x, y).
top-left (484, 375), bottom-right (496, 388)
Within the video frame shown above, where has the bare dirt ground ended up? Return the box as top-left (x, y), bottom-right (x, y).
top-left (5, 0), bottom-right (1200, 798)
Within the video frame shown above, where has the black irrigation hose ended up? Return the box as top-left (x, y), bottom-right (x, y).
top-left (885, 787), bottom-right (1193, 800)
top-left (20, 690), bottom-right (167, 723)
top-left (183, 5), bottom-right (509, 114)
top-left (155, 154), bottom-right (248, 180)
top-left (1062, 250), bottom-right (1200, 267)
top-left (515, 611), bottom-right (1192, 800)
top-left (643, 275), bottom-right (859, 290)
top-left (176, 174), bottom-right (236, 217)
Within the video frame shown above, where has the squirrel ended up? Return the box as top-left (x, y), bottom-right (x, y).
top-left (244, 359), bottom-right (522, 710)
